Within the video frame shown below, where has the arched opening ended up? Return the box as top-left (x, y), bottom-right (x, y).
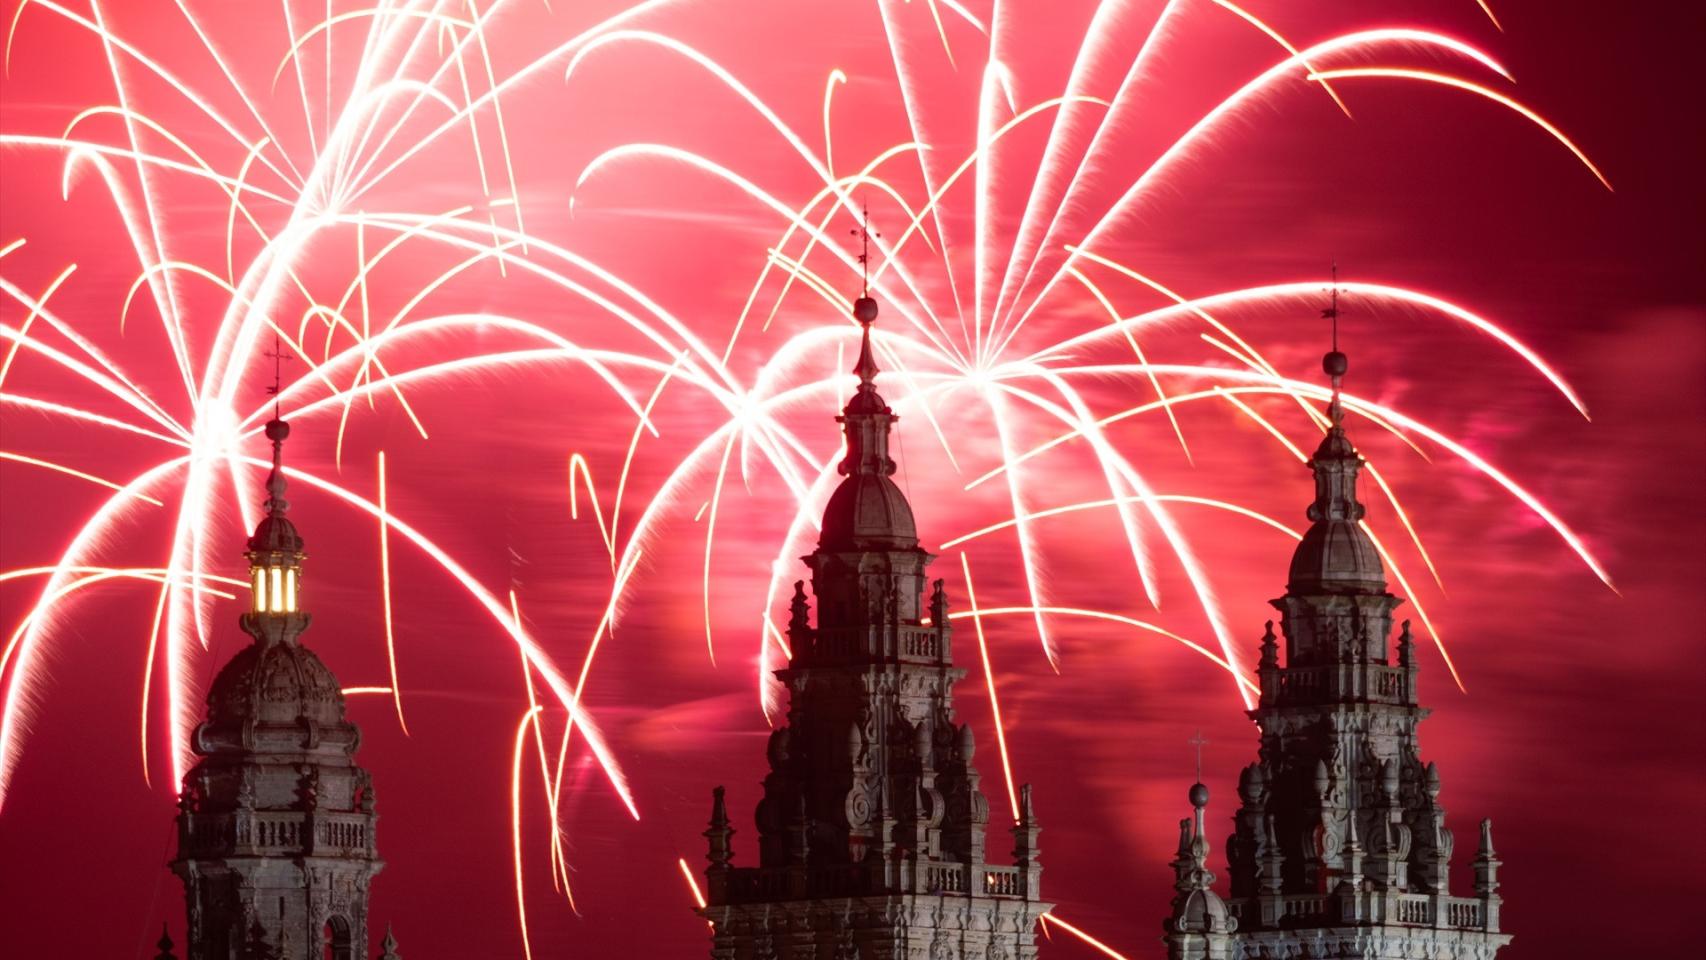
top-left (322, 915), bottom-right (352, 960)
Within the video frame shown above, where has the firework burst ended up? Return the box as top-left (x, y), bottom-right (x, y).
top-left (0, 0), bottom-right (1614, 949)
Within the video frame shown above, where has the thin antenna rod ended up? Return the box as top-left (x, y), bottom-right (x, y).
top-left (850, 199), bottom-right (877, 298)
top-left (1189, 728), bottom-right (1207, 783)
top-left (1329, 260), bottom-right (1339, 353)
top-left (264, 333), bottom-right (294, 421)
top-left (272, 334), bottom-right (282, 420)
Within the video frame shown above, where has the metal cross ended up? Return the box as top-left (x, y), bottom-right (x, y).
top-left (849, 200), bottom-right (879, 296)
top-left (1321, 259), bottom-right (1342, 351)
top-left (1189, 728), bottom-right (1208, 783)
top-left (262, 334), bottom-right (294, 419)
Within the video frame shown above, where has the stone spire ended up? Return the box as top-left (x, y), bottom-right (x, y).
top-left (699, 263), bottom-right (1049, 959)
top-left (155, 926), bottom-right (180, 960)
top-left (376, 925), bottom-right (402, 960)
top-left (1190, 281), bottom-right (1510, 958)
top-left (1164, 780), bottom-right (1236, 960)
top-left (820, 292), bottom-right (917, 552)
top-left (1286, 326), bottom-right (1385, 597)
top-left (171, 413), bottom-right (384, 960)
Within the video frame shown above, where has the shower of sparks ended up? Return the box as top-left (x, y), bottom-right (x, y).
top-left (0, 0), bottom-right (1614, 949)
top-left (1040, 913), bottom-right (1134, 960)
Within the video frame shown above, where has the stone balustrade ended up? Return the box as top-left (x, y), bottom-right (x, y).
top-left (719, 857), bottom-right (1036, 905)
top-left (804, 625), bottom-right (948, 664)
top-left (178, 810), bottom-right (375, 858)
top-left (1226, 891), bottom-right (1495, 932)
top-left (1274, 663), bottom-right (1412, 706)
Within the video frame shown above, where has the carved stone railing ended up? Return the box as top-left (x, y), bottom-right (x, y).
top-left (718, 858), bottom-right (1034, 906)
top-left (179, 810), bottom-right (375, 858)
top-left (1274, 663), bottom-right (1411, 706)
top-left (900, 628), bottom-right (941, 660)
top-left (1227, 891), bottom-right (1494, 932)
top-left (798, 625), bottom-right (948, 665)
top-left (980, 866), bottom-right (1026, 897)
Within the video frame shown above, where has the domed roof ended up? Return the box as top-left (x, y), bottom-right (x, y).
top-left (205, 633), bottom-right (347, 733)
top-left (247, 513), bottom-right (303, 555)
top-left (819, 474), bottom-right (918, 550)
top-left (1172, 887), bottom-right (1235, 934)
top-left (1286, 424), bottom-right (1386, 595)
top-left (1287, 518), bottom-right (1385, 594)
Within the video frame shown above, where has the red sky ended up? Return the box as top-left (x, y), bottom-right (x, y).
top-left (1, 1), bottom-right (1702, 956)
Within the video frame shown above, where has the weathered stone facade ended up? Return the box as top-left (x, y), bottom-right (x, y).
top-left (171, 417), bottom-right (384, 960)
top-left (701, 296), bottom-right (1050, 959)
top-left (1162, 352), bottom-right (1509, 960)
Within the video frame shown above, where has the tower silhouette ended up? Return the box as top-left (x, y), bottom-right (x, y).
top-left (1162, 293), bottom-right (1508, 959)
top-left (171, 415), bottom-right (385, 960)
top-left (700, 284), bottom-right (1050, 959)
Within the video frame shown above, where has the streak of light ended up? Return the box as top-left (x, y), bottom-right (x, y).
top-left (0, 263), bottom-right (76, 389)
top-left (0, 451), bottom-right (165, 505)
top-left (948, 606), bottom-right (1258, 695)
top-left (942, 495), bottom-right (1300, 550)
top-left (1040, 914), bottom-right (1132, 960)
top-left (1306, 68), bottom-right (1611, 190)
top-left (511, 705), bottom-right (543, 960)
top-left (377, 451), bottom-right (407, 734)
top-left (677, 856), bottom-right (709, 911)
top-left (959, 553), bottom-right (1019, 822)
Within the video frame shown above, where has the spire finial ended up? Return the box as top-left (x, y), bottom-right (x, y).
top-left (378, 925), bottom-right (402, 960)
top-left (1321, 261), bottom-right (1347, 426)
top-left (154, 924), bottom-right (178, 960)
top-left (850, 199), bottom-right (879, 298)
top-left (1189, 729), bottom-right (1208, 794)
top-left (261, 334), bottom-right (294, 517)
top-left (849, 202), bottom-right (881, 385)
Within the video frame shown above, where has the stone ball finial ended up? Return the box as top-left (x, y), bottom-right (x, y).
top-left (1189, 782), bottom-right (1210, 809)
top-left (265, 417), bottom-right (290, 442)
top-left (1323, 350), bottom-right (1347, 379)
top-left (957, 723), bottom-right (976, 761)
top-left (155, 924), bottom-right (178, 960)
top-left (853, 296), bottom-right (879, 326)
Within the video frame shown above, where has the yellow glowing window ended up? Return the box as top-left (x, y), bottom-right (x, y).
top-left (252, 568), bottom-right (265, 612)
top-left (284, 568), bottom-right (297, 612)
top-left (269, 567), bottom-right (284, 613)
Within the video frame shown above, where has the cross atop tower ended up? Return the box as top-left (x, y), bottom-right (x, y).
top-left (849, 200), bottom-right (880, 299)
top-left (1321, 262), bottom-right (1348, 424)
top-left (1189, 729), bottom-right (1208, 785)
top-left (262, 334), bottom-right (294, 421)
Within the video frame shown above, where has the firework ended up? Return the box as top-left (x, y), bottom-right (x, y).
top-left (0, 0), bottom-right (1613, 951)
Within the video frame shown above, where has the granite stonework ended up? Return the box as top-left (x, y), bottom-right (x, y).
top-left (700, 297), bottom-right (1050, 960)
top-left (1161, 354), bottom-right (1509, 960)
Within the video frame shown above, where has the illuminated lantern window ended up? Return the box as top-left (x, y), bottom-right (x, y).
top-left (250, 555), bottom-right (301, 614)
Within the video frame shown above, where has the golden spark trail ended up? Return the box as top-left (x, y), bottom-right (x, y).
top-left (377, 451), bottom-right (407, 734)
top-left (960, 553), bottom-right (1019, 822)
top-left (1039, 914), bottom-right (1133, 960)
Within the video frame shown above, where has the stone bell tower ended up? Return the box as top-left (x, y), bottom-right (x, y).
top-left (699, 285), bottom-right (1050, 959)
top-left (171, 415), bottom-right (384, 960)
top-left (1161, 324), bottom-right (1509, 959)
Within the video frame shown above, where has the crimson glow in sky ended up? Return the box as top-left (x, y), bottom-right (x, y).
top-left (0, 1), bottom-right (1701, 956)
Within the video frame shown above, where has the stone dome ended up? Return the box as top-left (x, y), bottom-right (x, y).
top-left (1287, 517), bottom-right (1385, 594)
top-left (1286, 425), bottom-right (1386, 595)
top-left (819, 473), bottom-right (918, 550)
top-left (247, 513), bottom-right (303, 555)
top-left (204, 630), bottom-right (347, 733)
top-left (1173, 887), bottom-right (1236, 934)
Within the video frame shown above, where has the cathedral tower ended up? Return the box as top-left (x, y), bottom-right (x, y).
top-left (1161, 335), bottom-right (1509, 959)
top-left (700, 291), bottom-right (1051, 959)
top-left (172, 416), bottom-right (384, 960)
